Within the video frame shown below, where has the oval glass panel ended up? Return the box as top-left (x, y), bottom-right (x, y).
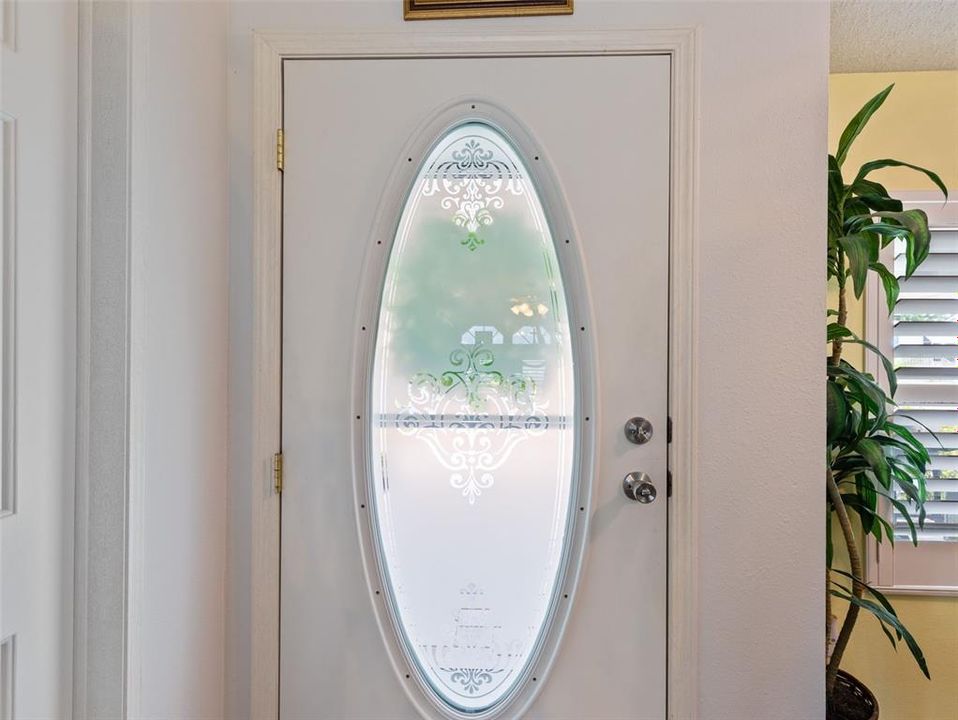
top-left (369, 121), bottom-right (576, 714)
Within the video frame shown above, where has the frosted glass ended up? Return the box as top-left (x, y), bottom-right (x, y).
top-left (370, 122), bottom-right (576, 713)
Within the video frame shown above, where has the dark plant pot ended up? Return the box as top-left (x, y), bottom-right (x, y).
top-left (827, 670), bottom-right (879, 720)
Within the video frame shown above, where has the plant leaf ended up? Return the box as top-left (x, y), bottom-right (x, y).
top-left (827, 323), bottom-right (855, 342)
top-left (869, 262), bottom-right (899, 314)
top-left (827, 381), bottom-right (850, 443)
top-left (836, 84), bottom-right (894, 167)
top-left (828, 154), bottom-right (845, 235)
top-left (859, 194), bottom-right (903, 213)
top-left (856, 437), bottom-right (891, 489)
top-left (840, 336), bottom-right (897, 397)
top-left (878, 209), bottom-right (932, 276)
top-left (829, 362), bottom-right (890, 424)
top-left (886, 421), bottom-right (933, 454)
top-left (856, 222), bottom-right (913, 241)
top-left (850, 177), bottom-right (891, 198)
top-left (830, 588), bottom-right (930, 678)
top-left (855, 159), bottom-right (948, 200)
top-left (873, 486), bottom-right (917, 545)
top-left (841, 491), bottom-right (878, 536)
top-left (830, 580), bottom-right (902, 648)
top-left (838, 234), bottom-right (872, 297)
top-left (895, 414), bottom-right (942, 449)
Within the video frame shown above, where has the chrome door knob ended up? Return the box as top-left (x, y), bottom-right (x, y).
top-left (623, 472), bottom-right (657, 503)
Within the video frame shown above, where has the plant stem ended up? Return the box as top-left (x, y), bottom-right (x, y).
top-left (826, 567), bottom-right (832, 661)
top-left (826, 467), bottom-right (863, 696)
top-left (830, 280), bottom-right (847, 366)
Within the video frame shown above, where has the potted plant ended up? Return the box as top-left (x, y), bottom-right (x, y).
top-left (826, 84), bottom-right (948, 719)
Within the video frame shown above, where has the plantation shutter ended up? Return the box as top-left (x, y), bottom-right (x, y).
top-left (893, 225), bottom-right (958, 542)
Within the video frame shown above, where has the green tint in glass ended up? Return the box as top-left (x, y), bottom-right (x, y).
top-left (370, 122), bottom-right (576, 714)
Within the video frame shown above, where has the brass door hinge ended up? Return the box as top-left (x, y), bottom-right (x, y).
top-left (273, 452), bottom-right (284, 494)
top-left (276, 128), bottom-right (285, 172)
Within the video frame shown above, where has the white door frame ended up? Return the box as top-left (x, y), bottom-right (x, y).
top-left (250, 28), bottom-right (699, 720)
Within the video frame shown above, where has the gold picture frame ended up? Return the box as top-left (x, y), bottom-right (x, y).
top-left (404, 0), bottom-right (573, 21)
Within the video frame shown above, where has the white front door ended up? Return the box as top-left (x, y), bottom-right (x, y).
top-left (281, 52), bottom-right (670, 720)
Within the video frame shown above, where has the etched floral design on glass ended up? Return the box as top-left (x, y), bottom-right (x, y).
top-left (369, 121), bottom-right (576, 713)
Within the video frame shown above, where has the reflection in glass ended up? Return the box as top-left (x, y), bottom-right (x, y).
top-left (369, 122), bottom-right (577, 712)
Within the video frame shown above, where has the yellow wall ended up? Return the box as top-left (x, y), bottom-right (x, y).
top-left (830, 71), bottom-right (958, 192)
top-left (829, 71), bottom-right (958, 720)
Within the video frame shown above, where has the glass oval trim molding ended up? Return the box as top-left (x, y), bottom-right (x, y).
top-left (368, 120), bottom-right (580, 715)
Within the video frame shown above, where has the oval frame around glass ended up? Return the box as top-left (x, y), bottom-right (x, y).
top-left (349, 98), bottom-right (597, 720)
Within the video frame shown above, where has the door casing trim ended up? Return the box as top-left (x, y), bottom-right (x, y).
top-left (250, 27), bottom-right (699, 720)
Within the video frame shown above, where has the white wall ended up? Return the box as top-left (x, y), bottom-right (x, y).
top-left (0, 1), bottom-right (827, 715)
top-left (127, 3), bottom-right (229, 718)
top-left (0, 2), bottom-right (77, 717)
top-left (228, 2), bottom-right (827, 719)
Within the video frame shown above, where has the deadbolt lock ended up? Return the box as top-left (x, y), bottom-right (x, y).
top-left (624, 416), bottom-right (653, 445)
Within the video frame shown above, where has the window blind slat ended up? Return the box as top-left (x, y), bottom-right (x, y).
top-left (912, 501), bottom-right (958, 514)
top-left (894, 230), bottom-right (958, 254)
top-left (928, 455), bottom-right (958, 472)
top-left (926, 477), bottom-right (958, 493)
top-left (894, 298), bottom-right (958, 317)
top-left (895, 254), bottom-right (958, 277)
top-left (929, 230), bottom-right (958, 252)
top-left (900, 276), bottom-right (958, 294)
top-left (913, 432), bottom-right (958, 449)
top-left (893, 320), bottom-right (958, 337)
top-left (894, 526), bottom-right (958, 542)
top-left (891, 226), bottom-right (958, 543)
top-left (895, 368), bottom-right (958, 384)
top-left (896, 384), bottom-right (958, 404)
top-left (899, 408), bottom-right (958, 431)
top-left (895, 344), bottom-right (958, 359)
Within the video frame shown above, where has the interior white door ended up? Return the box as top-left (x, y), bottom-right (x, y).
top-left (281, 53), bottom-right (670, 720)
top-left (0, 3), bottom-right (76, 718)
